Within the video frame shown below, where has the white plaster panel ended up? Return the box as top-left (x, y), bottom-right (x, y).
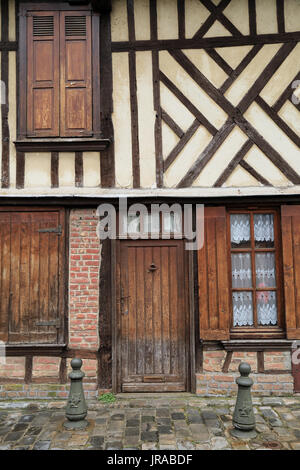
top-left (223, 165), bottom-right (262, 187)
top-left (278, 101), bottom-right (300, 137)
top-left (245, 102), bottom-right (300, 174)
top-left (185, 0), bottom-right (210, 38)
top-left (183, 49), bottom-right (228, 88)
top-left (111, 0), bottom-right (128, 42)
top-left (112, 53), bottom-right (133, 188)
top-left (162, 121), bottom-right (180, 160)
top-left (285, 0), bottom-right (300, 32)
top-left (192, 126), bottom-right (248, 187)
top-left (24, 153), bottom-right (51, 188)
top-left (164, 126), bottom-right (212, 187)
top-left (204, 20), bottom-right (232, 38)
top-left (9, 0), bottom-right (15, 41)
top-left (159, 50), bottom-right (228, 129)
top-left (136, 51), bottom-right (156, 188)
top-left (260, 43), bottom-right (300, 106)
top-left (157, 0), bottom-right (178, 40)
top-left (134, 0), bottom-right (150, 40)
top-left (244, 145), bottom-right (291, 186)
top-left (83, 152), bottom-right (101, 187)
top-left (59, 152), bottom-right (75, 187)
top-left (223, 0), bottom-right (249, 36)
top-left (215, 46), bottom-right (253, 69)
top-left (160, 82), bottom-right (194, 132)
top-left (256, 0), bottom-right (278, 34)
top-left (225, 44), bottom-right (282, 106)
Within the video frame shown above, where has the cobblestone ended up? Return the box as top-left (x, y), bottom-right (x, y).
top-left (0, 395), bottom-right (299, 449)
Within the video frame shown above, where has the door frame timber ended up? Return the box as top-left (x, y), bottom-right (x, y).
top-left (112, 232), bottom-right (195, 394)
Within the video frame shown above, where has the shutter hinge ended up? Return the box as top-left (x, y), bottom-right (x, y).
top-left (35, 319), bottom-right (61, 329)
top-left (38, 225), bottom-right (62, 235)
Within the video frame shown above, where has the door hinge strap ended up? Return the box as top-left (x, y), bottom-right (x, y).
top-left (38, 225), bottom-right (62, 235)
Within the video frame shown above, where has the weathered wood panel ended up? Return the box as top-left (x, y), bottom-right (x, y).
top-left (118, 240), bottom-right (189, 392)
top-left (0, 209), bottom-right (65, 344)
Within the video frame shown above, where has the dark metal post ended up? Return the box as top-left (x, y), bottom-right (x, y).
top-left (231, 362), bottom-right (257, 439)
top-left (64, 358), bottom-right (88, 430)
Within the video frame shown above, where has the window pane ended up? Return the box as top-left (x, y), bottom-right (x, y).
top-left (231, 253), bottom-right (252, 288)
top-left (162, 212), bottom-right (182, 234)
top-left (127, 214), bottom-right (140, 233)
top-left (233, 292), bottom-right (253, 326)
top-left (255, 252), bottom-right (276, 288)
top-left (230, 214), bottom-right (251, 248)
top-left (254, 214), bottom-right (274, 248)
top-left (257, 291), bottom-right (277, 325)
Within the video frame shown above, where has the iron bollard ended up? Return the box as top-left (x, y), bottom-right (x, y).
top-left (231, 362), bottom-right (257, 439)
top-left (64, 358), bottom-right (88, 430)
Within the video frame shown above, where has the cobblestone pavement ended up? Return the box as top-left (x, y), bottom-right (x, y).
top-left (1, 394), bottom-right (300, 450)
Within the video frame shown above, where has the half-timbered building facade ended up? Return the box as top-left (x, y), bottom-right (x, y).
top-left (0, 0), bottom-right (300, 398)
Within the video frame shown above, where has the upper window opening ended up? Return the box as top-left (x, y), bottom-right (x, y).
top-left (19, 3), bottom-right (100, 139)
top-left (229, 211), bottom-right (282, 331)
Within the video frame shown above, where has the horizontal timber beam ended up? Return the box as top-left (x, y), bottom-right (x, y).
top-left (14, 139), bottom-right (110, 152)
top-left (0, 42), bottom-right (18, 51)
top-left (112, 32), bottom-right (300, 52)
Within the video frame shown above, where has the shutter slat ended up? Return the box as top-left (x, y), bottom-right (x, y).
top-left (65, 16), bottom-right (86, 36)
top-left (33, 16), bottom-right (54, 36)
top-left (198, 207), bottom-right (230, 340)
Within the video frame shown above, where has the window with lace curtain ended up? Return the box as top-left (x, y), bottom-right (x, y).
top-left (229, 210), bottom-right (283, 335)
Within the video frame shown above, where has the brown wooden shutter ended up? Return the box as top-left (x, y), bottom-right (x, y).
top-left (0, 211), bottom-right (65, 344)
top-left (281, 205), bottom-right (300, 339)
top-left (27, 12), bottom-right (60, 137)
top-left (60, 12), bottom-right (93, 137)
top-left (198, 207), bottom-right (230, 340)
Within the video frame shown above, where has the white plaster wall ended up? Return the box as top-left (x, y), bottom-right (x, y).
top-left (112, 52), bottom-right (133, 188)
top-left (136, 51), bottom-right (157, 188)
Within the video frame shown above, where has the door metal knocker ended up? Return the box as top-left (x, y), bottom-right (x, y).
top-left (148, 262), bottom-right (158, 272)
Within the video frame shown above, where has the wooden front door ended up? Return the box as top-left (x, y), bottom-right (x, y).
top-left (117, 239), bottom-right (189, 392)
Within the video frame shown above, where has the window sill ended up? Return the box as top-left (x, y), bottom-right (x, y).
top-left (221, 339), bottom-right (293, 351)
top-left (14, 139), bottom-right (111, 153)
top-left (5, 344), bottom-right (67, 356)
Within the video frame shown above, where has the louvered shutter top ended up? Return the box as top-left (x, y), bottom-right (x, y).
top-left (65, 16), bottom-right (87, 37)
top-left (33, 15), bottom-right (54, 36)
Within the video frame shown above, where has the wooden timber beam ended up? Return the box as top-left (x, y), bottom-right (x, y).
top-left (67, 0), bottom-right (112, 12)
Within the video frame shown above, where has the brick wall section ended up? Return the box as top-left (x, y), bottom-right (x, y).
top-left (32, 357), bottom-right (60, 378)
top-left (264, 351), bottom-right (291, 371)
top-left (0, 383), bottom-right (98, 400)
top-left (69, 209), bottom-right (100, 350)
top-left (0, 358), bottom-right (25, 379)
top-left (197, 350), bottom-right (294, 396)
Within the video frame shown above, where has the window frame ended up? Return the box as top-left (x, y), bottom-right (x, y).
top-left (18, 1), bottom-right (101, 140)
top-left (227, 207), bottom-right (285, 339)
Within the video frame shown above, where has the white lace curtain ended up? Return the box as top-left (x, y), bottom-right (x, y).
top-left (254, 214), bottom-right (274, 242)
top-left (230, 214), bottom-right (274, 244)
top-left (233, 292), bottom-right (253, 326)
top-left (257, 291), bottom-right (277, 325)
top-left (230, 214), bottom-right (250, 244)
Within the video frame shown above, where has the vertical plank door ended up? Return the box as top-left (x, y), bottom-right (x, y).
top-left (119, 240), bottom-right (189, 392)
top-left (0, 210), bottom-right (64, 344)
